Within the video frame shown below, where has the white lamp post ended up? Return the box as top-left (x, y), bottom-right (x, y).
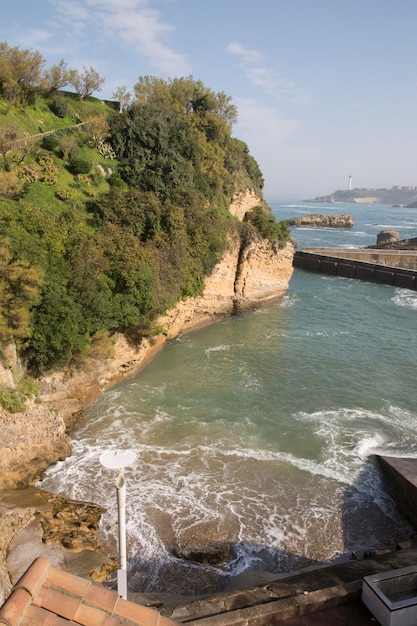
top-left (99, 449), bottom-right (138, 599)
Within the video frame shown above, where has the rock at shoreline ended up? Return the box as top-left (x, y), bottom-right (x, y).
top-left (1, 486), bottom-right (115, 602)
top-left (375, 229), bottom-right (400, 246)
top-left (368, 229), bottom-right (417, 250)
top-left (287, 213), bottom-right (354, 228)
top-left (173, 542), bottom-right (233, 566)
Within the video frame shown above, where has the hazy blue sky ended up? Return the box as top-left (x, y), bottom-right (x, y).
top-left (2, 0), bottom-right (417, 199)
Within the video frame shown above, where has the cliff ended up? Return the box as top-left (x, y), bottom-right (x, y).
top-left (0, 190), bottom-right (295, 491)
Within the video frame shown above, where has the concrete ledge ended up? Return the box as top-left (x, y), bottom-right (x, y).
top-left (163, 550), bottom-right (417, 624)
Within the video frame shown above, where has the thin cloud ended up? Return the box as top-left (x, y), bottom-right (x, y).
top-left (15, 28), bottom-right (53, 50)
top-left (227, 41), bottom-right (307, 103)
top-left (227, 42), bottom-right (263, 65)
top-left (51, 0), bottom-right (191, 76)
top-left (51, 0), bottom-right (90, 36)
top-left (235, 98), bottom-right (299, 146)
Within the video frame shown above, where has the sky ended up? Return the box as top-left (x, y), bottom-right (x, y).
top-left (1, 0), bottom-right (417, 200)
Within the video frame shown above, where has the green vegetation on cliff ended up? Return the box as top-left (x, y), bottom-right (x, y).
top-left (0, 42), bottom-right (290, 379)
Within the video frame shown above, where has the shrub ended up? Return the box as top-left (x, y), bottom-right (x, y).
top-left (0, 170), bottom-right (26, 198)
top-left (19, 164), bottom-right (41, 183)
top-left (0, 377), bottom-right (38, 412)
top-left (107, 174), bottom-right (126, 188)
top-left (38, 154), bottom-right (59, 185)
top-left (49, 96), bottom-right (68, 118)
top-left (55, 187), bottom-right (73, 201)
top-left (244, 205), bottom-right (290, 244)
top-left (69, 154), bottom-right (91, 175)
top-left (41, 134), bottom-right (60, 152)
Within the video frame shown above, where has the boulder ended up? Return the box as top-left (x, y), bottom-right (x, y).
top-left (173, 542), bottom-right (233, 566)
top-left (376, 230), bottom-right (400, 245)
top-left (368, 230), bottom-right (417, 250)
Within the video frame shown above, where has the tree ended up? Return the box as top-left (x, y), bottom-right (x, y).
top-left (133, 75), bottom-right (173, 106)
top-left (112, 85), bottom-right (132, 112)
top-left (133, 76), bottom-right (238, 128)
top-left (59, 131), bottom-right (78, 168)
top-left (0, 239), bottom-right (43, 345)
top-left (243, 206), bottom-right (290, 244)
top-left (0, 117), bottom-right (31, 172)
top-left (109, 102), bottom-right (194, 198)
top-left (0, 42), bottom-right (45, 105)
top-left (42, 59), bottom-right (77, 92)
top-left (71, 65), bottom-right (105, 99)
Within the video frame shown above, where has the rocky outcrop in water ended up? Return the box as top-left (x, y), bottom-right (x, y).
top-left (173, 542), bottom-right (232, 566)
top-left (287, 213), bottom-right (354, 228)
top-left (368, 229), bottom-right (417, 250)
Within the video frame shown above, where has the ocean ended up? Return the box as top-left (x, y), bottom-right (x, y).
top-left (38, 199), bottom-right (417, 596)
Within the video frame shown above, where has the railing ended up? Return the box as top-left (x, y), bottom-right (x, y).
top-left (6, 122), bottom-right (85, 152)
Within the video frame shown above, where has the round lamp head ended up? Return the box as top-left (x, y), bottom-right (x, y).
top-left (100, 449), bottom-right (138, 469)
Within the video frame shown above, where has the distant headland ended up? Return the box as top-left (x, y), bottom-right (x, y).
top-left (308, 186), bottom-right (417, 207)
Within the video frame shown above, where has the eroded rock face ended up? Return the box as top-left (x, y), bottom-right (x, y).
top-left (0, 400), bottom-right (71, 490)
top-left (234, 236), bottom-right (295, 304)
top-left (1, 486), bottom-right (114, 597)
top-left (229, 189), bottom-right (263, 220)
top-left (287, 213), bottom-right (354, 228)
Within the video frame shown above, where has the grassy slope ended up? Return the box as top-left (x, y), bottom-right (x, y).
top-left (0, 93), bottom-right (117, 218)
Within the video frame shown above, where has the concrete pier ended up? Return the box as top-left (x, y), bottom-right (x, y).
top-left (294, 249), bottom-right (417, 290)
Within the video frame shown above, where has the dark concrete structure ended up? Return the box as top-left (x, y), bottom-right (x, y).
top-left (377, 456), bottom-right (417, 530)
top-left (294, 249), bottom-right (417, 290)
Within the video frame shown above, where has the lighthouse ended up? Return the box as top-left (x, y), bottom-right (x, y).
top-left (348, 175), bottom-right (352, 191)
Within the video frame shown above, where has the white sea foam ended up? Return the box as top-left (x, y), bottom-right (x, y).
top-left (281, 293), bottom-right (298, 308)
top-left (205, 344), bottom-right (231, 354)
top-left (39, 401), bottom-right (415, 590)
top-left (354, 434), bottom-right (386, 458)
top-left (392, 289), bottom-right (417, 310)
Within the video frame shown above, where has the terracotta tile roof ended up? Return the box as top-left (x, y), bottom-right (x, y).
top-left (0, 557), bottom-right (179, 626)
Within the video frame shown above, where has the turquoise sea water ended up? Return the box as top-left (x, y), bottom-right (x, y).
top-left (39, 200), bottom-right (417, 595)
